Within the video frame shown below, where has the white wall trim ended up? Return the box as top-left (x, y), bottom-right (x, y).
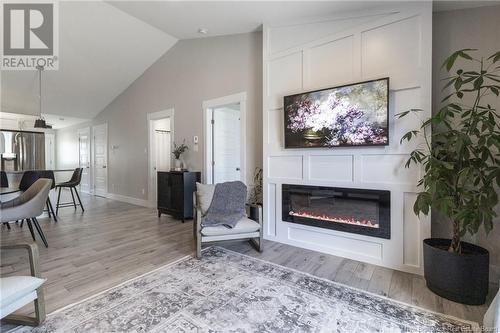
top-left (91, 123), bottom-right (108, 197)
top-left (202, 92), bottom-right (247, 184)
top-left (147, 108), bottom-right (175, 206)
top-left (77, 127), bottom-right (91, 193)
top-left (103, 192), bottom-right (154, 208)
top-left (262, 3), bottom-right (432, 275)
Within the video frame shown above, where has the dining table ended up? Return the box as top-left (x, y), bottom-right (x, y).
top-left (1, 169), bottom-right (76, 197)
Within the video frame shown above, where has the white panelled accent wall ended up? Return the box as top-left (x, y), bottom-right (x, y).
top-left (262, 3), bottom-right (432, 274)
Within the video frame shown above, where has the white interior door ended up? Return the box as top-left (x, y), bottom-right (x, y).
top-left (150, 117), bottom-right (171, 202)
top-left (155, 131), bottom-right (171, 172)
top-left (44, 133), bottom-right (55, 170)
top-left (212, 106), bottom-right (241, 184)
top-left (92, 124), bottom-right (107, 197)
top-left (78, 128), bottom-right (91, 193)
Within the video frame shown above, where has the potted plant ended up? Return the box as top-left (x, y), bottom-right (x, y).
top-left (397, 49), bottom-right (500, 305)
top-left (248, 167), bottom-right (263, 220)
top-left (172, 140), bottom-right (189, 171)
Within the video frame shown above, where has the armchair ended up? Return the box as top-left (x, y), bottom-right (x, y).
top-left (193, 191), bottom-right (263, 259)
top-left (0, 243), bottom-right (46, 326)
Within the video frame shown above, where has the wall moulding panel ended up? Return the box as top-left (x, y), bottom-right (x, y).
top-left (262, 2), bottom-right (432, 275)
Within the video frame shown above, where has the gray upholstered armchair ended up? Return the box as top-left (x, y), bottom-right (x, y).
top-left (0, 242), bottom-right (46, 326)
top-left (193, 184), bottom-right (263, 259)
top-left (1, 178), bottom-right (52, 247)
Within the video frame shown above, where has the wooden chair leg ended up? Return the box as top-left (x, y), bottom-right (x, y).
top-left (69, 188), bottom-right (76, 209)
top-left (74, 187), bottom-right (84, 212)
top-left (32, 218), bottom-right (48, 248)
top-left (6, 290), bottom-right (47, 326)
top-left (4, 292), bottom-right (45, 326)
top-left (3, 222), bottom-right (11, 230)
top-left (196, 238), bottom-right (202, 259)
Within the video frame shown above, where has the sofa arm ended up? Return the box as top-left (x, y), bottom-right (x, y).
top-left (0, 242), bottom-right (41, 278)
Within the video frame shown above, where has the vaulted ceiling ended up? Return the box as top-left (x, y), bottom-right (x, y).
top-left (1, 1), bottom-right (177, 121)
top-left (2, 1), bottom-right (497, 127)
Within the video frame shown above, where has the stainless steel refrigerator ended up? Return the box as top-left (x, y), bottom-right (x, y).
top-left (0, 130), bottom-right (45, 171)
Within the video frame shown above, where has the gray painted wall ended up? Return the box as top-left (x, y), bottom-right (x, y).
top-left (432, 5), bottom-right (500, 280)
top-left (56, 32), bottom-right (263, 201)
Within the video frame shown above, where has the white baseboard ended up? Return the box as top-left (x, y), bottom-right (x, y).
top-left (103, 192), bottom-right (154, 208)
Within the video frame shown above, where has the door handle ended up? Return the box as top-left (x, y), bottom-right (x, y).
top-left (236, 167), bottom-right (240, 171)
top-left (103, 166), bottom-right (107, 168)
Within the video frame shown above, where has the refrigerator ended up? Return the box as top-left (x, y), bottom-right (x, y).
top-left (0, 130), bottom-right (46, 171)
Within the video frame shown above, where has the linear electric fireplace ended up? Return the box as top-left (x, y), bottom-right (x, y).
top-left (282, 184), bottom-right (390, 239)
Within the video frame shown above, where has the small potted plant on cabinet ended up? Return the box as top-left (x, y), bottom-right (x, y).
top-left (398, 49), bottom-right (500, 305)
top-left (172, 140), bottom-right (189, 171)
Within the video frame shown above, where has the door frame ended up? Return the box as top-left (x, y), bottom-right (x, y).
top-left (44, 132), bottom-right (56, 170)
top-left (147, 109), bottom-right (175, 206)
top-left (202, 92), bottom-right (247, 184)
top-left (92, 123), bottom-right (108, 197)
top-left (77, 127), bottom-right (91, 194)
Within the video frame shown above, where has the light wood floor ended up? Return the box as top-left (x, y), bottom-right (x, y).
top-left (1, 192), bottom-right (495, 326)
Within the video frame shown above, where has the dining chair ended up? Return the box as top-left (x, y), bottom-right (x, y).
top-left (19, 171), bottom-right (57, 223)
top-left (36, 171), bottom-right (58, 222)
top-left (1, 170), bottom-right (11, 229)
top-left (0, 170), bottom-right (8, 188)
top-left (1, 179), bottom-right (52, 247)
top-left (56, 168), bottom-right (84, 214)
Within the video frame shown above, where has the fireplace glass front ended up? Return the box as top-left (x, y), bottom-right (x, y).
top-left (282, 184), bottom-right (390, 239)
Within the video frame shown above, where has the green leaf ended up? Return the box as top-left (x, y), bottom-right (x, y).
top-left (473, 76), bottom-right (484, 89)
top-left (488, 51), bottom-right (500, 63)
top-left (443, 52), bottom-right (459, 71)
top-left (400, 130), bottom-right (419, 144)
top-left (395, 110), bottom-right (410, 119)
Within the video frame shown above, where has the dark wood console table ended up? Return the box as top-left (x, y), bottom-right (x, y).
top-left (157, 171), bottom-right (201, 222)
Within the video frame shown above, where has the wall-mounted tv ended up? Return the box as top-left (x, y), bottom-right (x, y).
top-left (284, 78), bottom-right (389, 148)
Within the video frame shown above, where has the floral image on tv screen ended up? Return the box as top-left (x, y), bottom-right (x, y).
top-left (284, 78), bottom-right (389, 148)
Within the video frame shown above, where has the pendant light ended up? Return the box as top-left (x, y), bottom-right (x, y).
top-left (34, 65), bottom-right (47, 128)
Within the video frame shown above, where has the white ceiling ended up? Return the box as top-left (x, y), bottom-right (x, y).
top-left (1, 1), bottom-right (177, 121)
top-left (109, 1), bottom-right (388, 40)
top-left (109, 1), bottom-right (500, 41)
top-left (3, 1), bottom-right (498, 128)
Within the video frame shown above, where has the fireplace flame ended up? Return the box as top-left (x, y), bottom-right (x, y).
top-left (289, 210), bottom-right (379, 228)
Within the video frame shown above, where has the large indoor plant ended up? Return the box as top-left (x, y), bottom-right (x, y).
top-left (397, 49), bottom-right (500, 305)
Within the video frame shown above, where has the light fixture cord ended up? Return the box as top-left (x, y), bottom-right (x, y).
top-left (37, 65), bottom-right (44, 118)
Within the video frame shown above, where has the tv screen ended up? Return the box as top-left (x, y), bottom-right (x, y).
top-left (284, 78), bottom-right (389, 148)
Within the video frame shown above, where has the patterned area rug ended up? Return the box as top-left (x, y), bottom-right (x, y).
top-left (12, 247), bottom-right (478, 333)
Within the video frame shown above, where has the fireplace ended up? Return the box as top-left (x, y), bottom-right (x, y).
top-left (282, 184), bottom-right (390, 239)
